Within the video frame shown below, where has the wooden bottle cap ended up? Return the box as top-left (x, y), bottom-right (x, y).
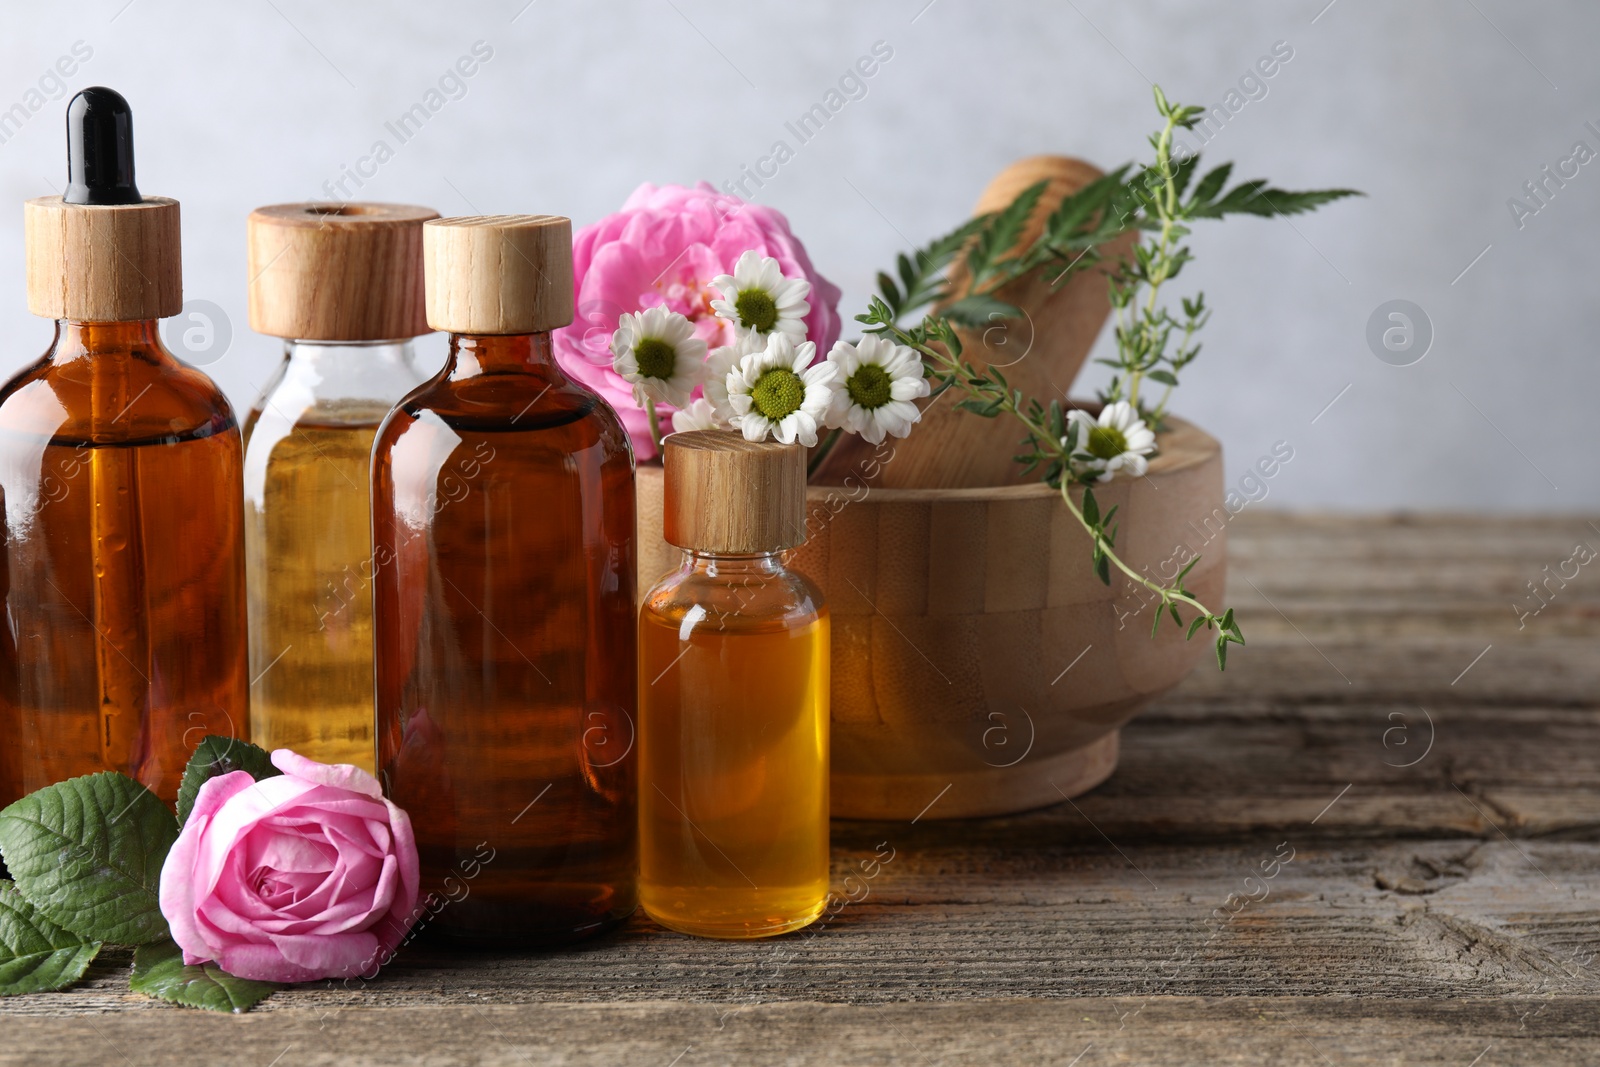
top-left (24, 195), bottom-right (181, 321)
top-left (663, 430), bottom-right (807, 554)
top-left (423, 215), bottom-right (574, 335)
top-left (247, 202), bottom-right (438, 341)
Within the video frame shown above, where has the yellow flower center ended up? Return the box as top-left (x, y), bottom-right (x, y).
top-left (845, 363), bottom-right (892, 410)
top-left (734, 289), bottom-right (779, 333)
top-left (751, 367), bottom-right (804, 421)
top-left (1087, 425), bottom-right (1129, 460)
top-left (634, 337), bottom-right (677, 380)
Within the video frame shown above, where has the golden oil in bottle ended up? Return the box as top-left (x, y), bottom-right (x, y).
top-left (638, 431), bottom-right (830, 938)
top-left (242, 203), bottom-right (437, 770)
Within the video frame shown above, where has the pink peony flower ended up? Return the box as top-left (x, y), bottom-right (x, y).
top-left (554, 181), bottom-right (841, 460)
top-left (158, 750), bottom-right (421, 984)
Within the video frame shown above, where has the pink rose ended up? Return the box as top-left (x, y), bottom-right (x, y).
top-left (554, 181), bottom-right (842, 460)
top-left (158, 750), bottom-right (421, 983)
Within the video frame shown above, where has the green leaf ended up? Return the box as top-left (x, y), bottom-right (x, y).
top-left (1095, 553), bottom-right (1112, 586)
top-left (1187, 162), bottom-right (1232, 207)
top-left (966, 179), bottom-right (1048, 283)
top-left (1036, 167), bottom-right (1131, 261)
top-left (1081, 488), bottom-right (1100, 527)
top-left (177, 735), bottom-right (280, 826)
top-left (955, 396), bottom-right (1003, 418)
top-left (1188, 181), bottom-right (1362, 219)
top-left (0, 881), bottom-right (100, 996)
top-left (0, 773), bottom-right (178, 945)
top-left (1147, 369), bottom-right (1179, 387)
top-left (1169, 153), bottom-right (1200, 200)
top-left (943, 294), bottom-right (1022, 327)
top-left (1216, 637), bottom-right (1229, 671)
top-left (885, 215), bottom-right (992, 321)
top-left (897, 252), bottom-right (917, 294)
top-left (130, 940), bottom-right (278, 1014)
top-left (876, 270), bottom-right (900, 308)
top-left (1185, 616), bottom-right (1206, 640)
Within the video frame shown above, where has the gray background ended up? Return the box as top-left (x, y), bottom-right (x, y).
top-left (0, 0), bottom-right (1593, 511)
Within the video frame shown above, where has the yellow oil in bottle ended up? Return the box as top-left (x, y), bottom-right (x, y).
top-left (242, 201), bottom-right (436, 771)
top-left (638, 557), bottom-right (831, 939)
top-left (244, 401), bottom-right (391, 770)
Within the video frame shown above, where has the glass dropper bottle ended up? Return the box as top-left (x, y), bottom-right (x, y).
top-left (243, 202), bottom-right (437, 771)
top-left (0, 87), bottom-right (248, 806)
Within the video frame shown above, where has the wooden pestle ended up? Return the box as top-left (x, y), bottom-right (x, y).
top-left (813, 155), bottom-right (1132, 489)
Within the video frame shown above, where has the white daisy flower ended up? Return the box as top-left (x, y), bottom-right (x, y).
top-left (823, 334), bottom-right (930, 444)
top-left (1065, 401), bottom-right (1157, 483)
top-left (703, 331), bottom-right (765, 421)
top-left (709, 250), bottom-right (811, 343)
top-left (610, 306), bottom-right (706, 409)
top-left (725, 333), bottom-right (836, 447)
top-left (670, 397), bottom-right (724, 434)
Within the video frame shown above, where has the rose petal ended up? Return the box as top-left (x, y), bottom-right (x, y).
top-left (158, 769), bottom-right (258, 964)
top-left (271, 749), bottom-right (384, 798)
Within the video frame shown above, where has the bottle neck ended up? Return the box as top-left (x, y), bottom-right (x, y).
top-left (260, 337), bottom-right (424, 419)
top-left (50, 318), bottom-right (169, 362)
top-left (281, 337), bottom-right (420, 390)
top-left (284, 337), bottom-right (417, 366)
top-left (444, 331), bottom-right (561, 381)
top-left (679, 550), bottom-right (785, 578)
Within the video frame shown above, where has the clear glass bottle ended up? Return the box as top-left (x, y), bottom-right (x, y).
top-left (0, 88), bottom-right (247, 807)
top-left (243, 200), bottom-right (437, 771)
top-left (373, 215), bottom-right (637, 945)
top-left (243, 339), bottom-right (427, 769)
top-left (638, 431), bottom-right (830, 938)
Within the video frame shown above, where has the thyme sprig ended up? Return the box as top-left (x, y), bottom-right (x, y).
top-left (857, 85), bottom-right (1360, 669)
top-left (857, 302), bottom-right (1244, 668)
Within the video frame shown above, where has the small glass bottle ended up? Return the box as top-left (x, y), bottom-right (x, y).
top-left (639, 430), bottom-right (830, 938)
top-left (373, 215), bottom-right (638, 944)
top-left (0, 88), bottom-right (247, 806)
top-left (243, 202), bottom-right (437, 771)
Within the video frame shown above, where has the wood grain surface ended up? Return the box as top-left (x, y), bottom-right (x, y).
top-left (246, 201), bottom-right (437, 341)
top-left (24, 195), bottom-right (182, 322)
top-left (4, 513), bottom-right (1598, 1066)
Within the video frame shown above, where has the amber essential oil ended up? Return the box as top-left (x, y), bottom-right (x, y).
top-left (637, 430), bottom-right (830, 939)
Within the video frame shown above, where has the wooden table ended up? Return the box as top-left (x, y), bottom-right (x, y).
top-left (5, 513), bottom-right (1598, 1066)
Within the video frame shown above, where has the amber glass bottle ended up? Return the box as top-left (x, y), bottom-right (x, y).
top-left (243, 203), bottom-right (436, 770)
top-left (639, 431), bottom-right (830, 939)
top-left (0, 88), bottom-right (247, 807)
top-left (373, 215), bottom-right (637, 944)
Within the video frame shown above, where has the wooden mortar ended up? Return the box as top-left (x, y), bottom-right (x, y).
top-left (637, 413), bottom-right (1227, 818)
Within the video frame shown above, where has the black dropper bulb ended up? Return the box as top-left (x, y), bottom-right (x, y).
top-left (63, 86), bottom-right (141, 206)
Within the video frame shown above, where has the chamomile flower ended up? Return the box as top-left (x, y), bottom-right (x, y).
top-left (670, 397), bottom-right (724, 434)
top-left (1065, 401), bottom-right (1157, 482)
top-left (725, 333), bottom-right (836, 447)
top-left (823, 334), bottom-right (930, 444)
top-left (709, 250), bottom-right (811, 343)
top-left (610, 307), bottom-right (706, 409)
top-left (703, 332), bottom-right (765, 420)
